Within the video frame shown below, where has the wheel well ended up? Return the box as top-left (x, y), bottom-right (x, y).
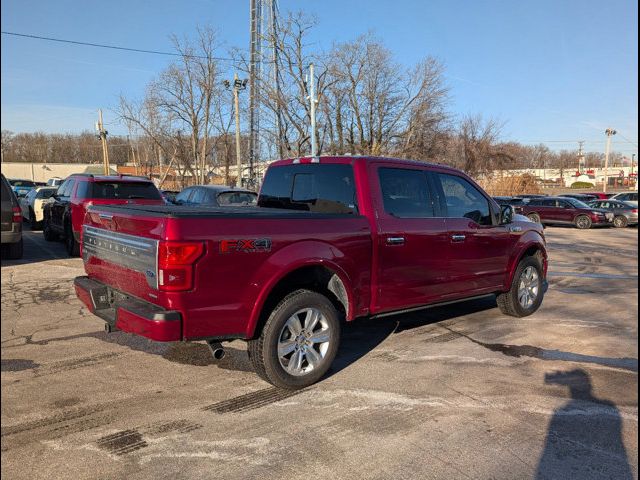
top-left (252, 265), bottom-right (349, 339)
top-left (520, 245), bottom-right (545, 266)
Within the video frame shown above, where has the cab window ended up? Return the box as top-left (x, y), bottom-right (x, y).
top-left (436, 173), bottom-right (492, 225)
top-left (378, 168), bottom-right (435, 218)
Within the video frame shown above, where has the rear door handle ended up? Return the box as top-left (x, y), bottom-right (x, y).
top-left (386, 236), bottom-right (405, 245)
top-left (451, 234), bottom-right (466, 242)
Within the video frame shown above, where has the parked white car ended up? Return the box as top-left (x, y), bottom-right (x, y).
top-left (47, 177), bottom-right (64, 187)
top-left (610, 191), bottom-right (638, 207)
top-left (19, 186), bottom-right (57, 228)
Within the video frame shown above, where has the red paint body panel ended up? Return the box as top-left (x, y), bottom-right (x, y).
top-left (77, 156), bottom-right (547, 343)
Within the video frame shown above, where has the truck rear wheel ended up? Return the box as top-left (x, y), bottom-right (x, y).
top-left (65, 224), bottom-right (80, 257)
top-left (248, 289), bottom-right (341, 389)
top-left (43, 217), bottom-right (57, 241)
top-left (497, 256), bottom-right (544, 318)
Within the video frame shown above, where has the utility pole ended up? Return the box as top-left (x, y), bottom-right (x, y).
top-left (307, 63), bottom-right (318, 157)
top-left (224, 74), bottom-right (248, 187)
top-left (603, 128), bottom-right (617, 193)
top-left (631, 153), bottom-right (636, 176)
top-left (96, 109), bottom-right (110, 175)
top-left (577, 140), bottom-right (585, 172)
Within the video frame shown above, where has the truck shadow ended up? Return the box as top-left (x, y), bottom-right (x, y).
top-left (327, 295), bottom-right (498, 379)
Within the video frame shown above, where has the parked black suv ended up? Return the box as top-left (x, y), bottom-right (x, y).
top-left (1, 173), bottom-right (23, 259)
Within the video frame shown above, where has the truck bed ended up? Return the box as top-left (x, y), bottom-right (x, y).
top-left (89, 204), bottom-right (360, 219)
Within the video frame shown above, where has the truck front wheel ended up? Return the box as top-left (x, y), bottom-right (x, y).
top-left (248, 289), bottom-right (341, 389)
top-left (497, 256), bottom-right (544, 318)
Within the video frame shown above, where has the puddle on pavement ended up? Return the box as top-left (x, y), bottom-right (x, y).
top-left (548, 271), bottom-right (638, 280)
top-left (1, 359), bottom-right (40, 372)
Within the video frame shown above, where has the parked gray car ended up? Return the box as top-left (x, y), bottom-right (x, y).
top-left (1, 173), bottom-right (23, 259)
top-left (587, 199), bottom-right (638, 228)
top-left (174, 185), bottom-right (258, 207)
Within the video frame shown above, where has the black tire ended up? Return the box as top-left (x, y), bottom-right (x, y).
top-left (247, 289), bottom-right (341, 389)
top-left (613, 216), bottom-right (628, 228)
top-left (65, 223), bottom-right (80, 257)
top-left (575, 215), bottom-right (592, 230)
top-left (43, 217), bottom-right (57, 241)
top-left (5, 238), bottom-right (23, 260)
top-left (497, 256), bottom-right (544, 318)
top-left (527, 213), bottom-right (541, 224)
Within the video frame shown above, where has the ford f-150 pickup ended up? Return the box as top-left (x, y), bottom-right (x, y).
top-left (74, 156), bottom-right (548, 388)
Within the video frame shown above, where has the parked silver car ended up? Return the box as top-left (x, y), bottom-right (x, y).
top-left (587, 199), bottom-right (638, 228)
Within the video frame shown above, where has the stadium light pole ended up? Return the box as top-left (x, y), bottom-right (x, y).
top-left (224, 75), bottom-right (248, 187)
top-left (603, 128), bottom-right (616, 193)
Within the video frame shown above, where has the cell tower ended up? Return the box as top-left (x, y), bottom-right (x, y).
top-left (249, 0), bottom-right (281, 186)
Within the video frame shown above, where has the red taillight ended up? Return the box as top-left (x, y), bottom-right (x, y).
top-left (157, 241), bottom-right (204, 291)
top-left (633, 209), bottom-right (638, 214)
top-left (12, 206), bottom-right (22, 223)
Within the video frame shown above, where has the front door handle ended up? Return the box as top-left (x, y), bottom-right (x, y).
top-left (386, 236), bottom-right (405, 245)
top-left (451, 234), bottom-right (466, 242)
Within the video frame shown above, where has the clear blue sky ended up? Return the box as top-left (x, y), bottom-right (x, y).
top-left (1, 0), bottom-right (637, 155)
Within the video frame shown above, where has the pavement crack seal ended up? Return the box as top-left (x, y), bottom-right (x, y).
top-left (441, 327), bottom-right (638, 372)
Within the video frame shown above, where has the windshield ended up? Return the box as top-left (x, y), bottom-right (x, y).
top-left (9, 180), bottom-right (36, 187)
top-left (564, 198), bottom-right (591, 209)
top-left (89, 181), bottom-right (162, 200)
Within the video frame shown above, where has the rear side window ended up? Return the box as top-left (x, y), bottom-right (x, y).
top-left (58, 179), bottom-right (76, 198)
top-left (258, 164), bottom-right (357, 214)
top-left (217, 191), bottom-right (258, 206)
top-left (436, 173), bottom-right (492, 225)
top-left (378, 168), bottom-right (435, 218)
top-left (190, 188), bottom-right (207, 204)
top-left (175, 188), bottom-right (193, 204)
top-left (75, 181), bottom-right (91, 199)
top-left (89, 182), bottom-right (162, 200)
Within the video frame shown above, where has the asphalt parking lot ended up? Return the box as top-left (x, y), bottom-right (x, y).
top-left (1, 227), bottom-right (638, 480)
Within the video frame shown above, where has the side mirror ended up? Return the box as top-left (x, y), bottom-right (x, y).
top-left (500, 205), bottom-right (514, 225)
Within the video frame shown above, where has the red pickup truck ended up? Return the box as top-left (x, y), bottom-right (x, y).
top-left (74, 157), bottom-right (548, 388)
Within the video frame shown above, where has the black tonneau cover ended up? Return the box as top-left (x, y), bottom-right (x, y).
top-left (87, 204), bottom-right (359, 219)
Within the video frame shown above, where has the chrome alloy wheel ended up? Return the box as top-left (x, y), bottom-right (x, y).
top-left (517, 266), bottom-right (540, 309)
top-left (277, 308), bottom-right (331, 376)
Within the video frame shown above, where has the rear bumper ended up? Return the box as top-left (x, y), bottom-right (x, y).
top-left (74, 276), bottom-right (182, 342)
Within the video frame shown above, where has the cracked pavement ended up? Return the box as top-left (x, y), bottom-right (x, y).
top-left (1, 228), bottom-right (638, 479)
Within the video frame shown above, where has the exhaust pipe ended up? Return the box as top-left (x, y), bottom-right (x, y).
top-left (105, 323), bottom-right (119, 333)
top-left (206, 341), bottom-right (225, 361)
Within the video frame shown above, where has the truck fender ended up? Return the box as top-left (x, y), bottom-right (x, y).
top-left (245, 240), bottom-right (355, 339)
top-left (504, 232), bottom-right (547, 290)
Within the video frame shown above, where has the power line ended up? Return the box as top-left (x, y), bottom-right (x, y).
top-left (616, 132), bottom-right (639, 148)
top-left (1, 31), bottom-right (240, 62)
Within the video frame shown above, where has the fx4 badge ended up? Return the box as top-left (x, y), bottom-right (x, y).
top-left (220, 238), bottom-right (272, 254)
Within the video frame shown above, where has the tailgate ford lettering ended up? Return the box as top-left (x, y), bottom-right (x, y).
top-left (82, 225), bottom-right (159, 288)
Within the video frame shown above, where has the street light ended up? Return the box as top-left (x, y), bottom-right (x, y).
top-left (224, 74), bottom-right (248, 187)
top-left (603, 128), bottom-right (617, 193)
